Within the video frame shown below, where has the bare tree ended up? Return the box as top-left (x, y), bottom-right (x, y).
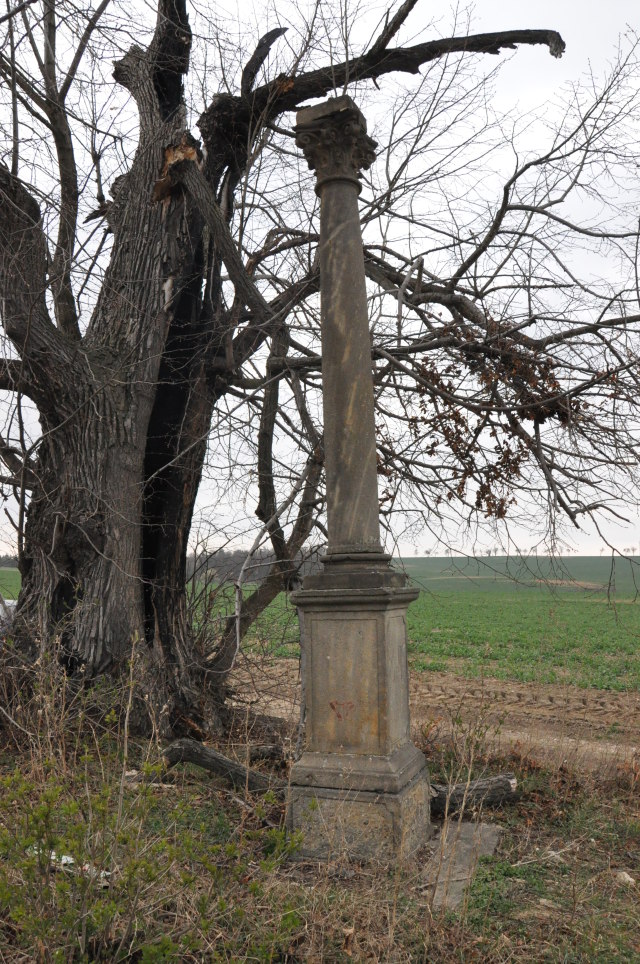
top-left (1, 0), bottom-right (638, 733)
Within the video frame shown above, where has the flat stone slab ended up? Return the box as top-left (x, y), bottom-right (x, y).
top-left (422, 821), bottom-right (502, 910)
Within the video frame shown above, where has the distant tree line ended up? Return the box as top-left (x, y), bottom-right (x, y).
top-left (187, 548), bottom-right (321, 585)
top-left (0, 555), bottom-right (18, 569)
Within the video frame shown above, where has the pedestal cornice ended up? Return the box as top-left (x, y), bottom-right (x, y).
top-left (292, 585), bottom-right (419, 607)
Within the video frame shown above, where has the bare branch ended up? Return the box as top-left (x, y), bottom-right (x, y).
top-left (1, 8), bottom-right (18, 182)
top-left (0, 166), bottom-right (57, 355)
top-left (60, 0), bottom-right (112, 102)
top-left (178, 162), bottom-right (273, 319)
top-left (0, 0), bottom-right (36, 25)
top-left (0, 432), bottom-right (36, 488)
top-left (251, 29), bottom-right (565, 120)
top-left (241, 27), bottom-right (288, 99)
top-left (113, 0), bottom-right (191, 121)
top-left (0, 357), bottom-right (32, 396)
top-left (368, 0), bottom-right (419, 57)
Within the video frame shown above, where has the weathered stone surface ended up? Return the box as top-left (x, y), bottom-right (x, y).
top-left (288, 96), bottom-right (430, 860)
top-left (295, 95), bottom-right (377, 191)
top-left (290, 583), bottom-right (423, 793)
top-left (295, 97), bottom-right (381, 558)
top-left (423, 822), bottom-right (502, 910)
top-left (289, 524), bottom-right (431, 858)
top-left (288, 770), bottom-right (431, 862)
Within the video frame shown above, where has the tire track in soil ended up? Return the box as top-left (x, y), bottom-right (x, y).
top-left (229, 658), bottom-right (640, 772)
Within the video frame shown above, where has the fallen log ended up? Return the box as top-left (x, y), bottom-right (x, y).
top-left (430, 773), bottom-right (518, 817)
top-left (249, 744), bottom-right (285, 763)
top-left (163, 740), bottom-right (518, 815)
top-left (163, 738), bottom-right (286, 795)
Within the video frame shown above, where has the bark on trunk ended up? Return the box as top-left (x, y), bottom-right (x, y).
top-left (13, 86), bottom-right (216, 729)
top-left (15, 344), bottom-right (215, 732)
top-left (17, 359), bottom-right (144, 673)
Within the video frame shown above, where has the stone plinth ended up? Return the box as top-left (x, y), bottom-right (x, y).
top-left (289, 773), bottom-right (430, 862)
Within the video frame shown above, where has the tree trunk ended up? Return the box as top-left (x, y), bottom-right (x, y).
top-left (12, 99), bottom-right (216, 730)
top-left (15, 346), bottom-right (215, 732)
top-left (17, 359), bottom-right (145, 673)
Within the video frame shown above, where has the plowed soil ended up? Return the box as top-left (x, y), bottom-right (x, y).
top-left (229, 656), bottom-right (640, 773)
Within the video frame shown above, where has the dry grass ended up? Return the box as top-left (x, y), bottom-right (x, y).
top-left (0, 645), bottom-right (638, 962)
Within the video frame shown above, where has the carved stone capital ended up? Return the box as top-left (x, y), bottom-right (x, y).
top-left (295, 95), bottom-right (377, 192)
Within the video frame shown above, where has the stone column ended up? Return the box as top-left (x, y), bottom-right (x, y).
top-left (296, 99), bottom-right (381, 556)
top-left (288, 97), bottom-right (430, 861)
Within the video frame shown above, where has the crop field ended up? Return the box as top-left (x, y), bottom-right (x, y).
top-left (245, 556), bottom-right (640, 692)
top-left (407, 591), bottom-right (640, 690)
top-left (400, 556), bottom-right (640, 690)
top-left (399, 553), bottom-right (640, 596)
top-left (0, 567), bottom-right (19, 601)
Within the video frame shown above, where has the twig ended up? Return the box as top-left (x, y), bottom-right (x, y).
top-left (0, 702), bottom-right (35, 738)
top-left (0, 0), bottom-right (36, 25)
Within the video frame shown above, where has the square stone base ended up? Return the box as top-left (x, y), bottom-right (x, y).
top-left (287, 768), bottom-right (431, 862)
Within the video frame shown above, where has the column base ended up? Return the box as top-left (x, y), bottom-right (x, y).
top-left (291, 741), bottom-right (427, 793)
top-left (287, 767), bottom-right (432, 862)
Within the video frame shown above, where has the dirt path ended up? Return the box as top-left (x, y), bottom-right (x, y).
top-left (229, 657), bottom-right (640, 773)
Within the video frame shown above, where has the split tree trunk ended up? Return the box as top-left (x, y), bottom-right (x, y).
top-left (10, 1), bottom-right (269, 733)
top-left (11, 7), bottom-right (218, 729)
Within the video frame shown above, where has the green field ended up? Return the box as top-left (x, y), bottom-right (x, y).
top-left (399, 553), bottom-right (640, 597)
top-left (0, 567), bottom-right (19, 600)
top-left (250, 556), bottom-right (640, 692)
top-left (399, 556), bottom-right (640, 690)
top-left (406, 590), bottom-right (640, 689)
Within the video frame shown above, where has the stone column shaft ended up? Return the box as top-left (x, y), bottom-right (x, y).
top-left (295, 97), bottom-right (382, 557)
top-left (318, 181), bottom-right (381, 554)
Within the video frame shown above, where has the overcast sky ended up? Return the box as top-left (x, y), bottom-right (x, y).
top-left (420, 2), bottom-right (640, 555)
top-left (1, 1), bottom-right (638, 559)
top-left (444, 1), bottom-right (640, 557)
top-left (466, 0), bottom-right (635, 89)
top-left (219, 0), bottom-right (640, 557)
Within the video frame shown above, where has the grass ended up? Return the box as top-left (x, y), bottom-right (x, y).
top-left (0, 568), bottom-right (19, 601)
top-left (242, 557), bottom-right (640, 692)
top-left (407, 591), bottom-right (640, 690)
top-left (402, 556), bottom-right (640, 690)
top-left (0, 556), bottom-right (638, 960)
top-left (0, 706), bottom-right (638, 961)
top-left (460, 762), bottom-right (640, 962)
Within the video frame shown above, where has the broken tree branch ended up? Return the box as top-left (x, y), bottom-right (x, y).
top-left (163, 738), bottom-right (284, 794)
top-left (251, 29), bottom-right (565, 120)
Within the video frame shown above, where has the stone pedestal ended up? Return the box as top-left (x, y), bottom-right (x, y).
top-left (289, 562), bottom-right (430, 860)
top-left (288, 97), bottom-right (430, 860)
top-left (289, 773), bottom-right (430, 863)
top-left (288, 556), bottom-right (430, 859)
